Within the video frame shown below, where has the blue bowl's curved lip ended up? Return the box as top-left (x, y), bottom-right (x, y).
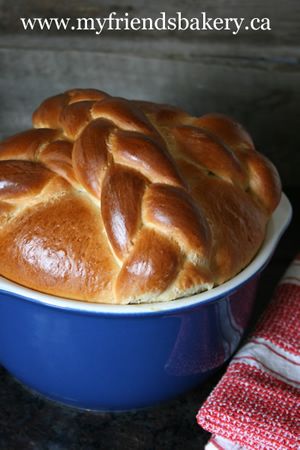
top-left (0, 193), bottom-right (292, 317)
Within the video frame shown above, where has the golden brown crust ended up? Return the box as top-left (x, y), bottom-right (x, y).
top-left (115, 228), bottom-right (181, 303)
top-left (101, 165), bottom-right (146, 261)
top-left (0, 193), bottom-right (118, 302)
top-left (73, 118), bottom-right (112, 197)
top-left (0, 89), bottom-right (281, 304)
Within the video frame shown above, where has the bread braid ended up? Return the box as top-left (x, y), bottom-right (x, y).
top-left (0, 89), bottom-right (281, 304)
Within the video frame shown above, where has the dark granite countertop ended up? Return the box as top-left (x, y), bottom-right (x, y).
top-left (0, 189), bottom-right (299, 450)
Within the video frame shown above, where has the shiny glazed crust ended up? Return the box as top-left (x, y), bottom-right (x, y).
top-left (0, 89), bottom-right (281, 304)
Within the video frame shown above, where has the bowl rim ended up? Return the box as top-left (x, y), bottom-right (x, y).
top-left (0, 193), bottom-right (292, 316)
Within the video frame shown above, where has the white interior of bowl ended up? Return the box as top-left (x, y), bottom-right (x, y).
top-left (0, 193), bottom-right (292, 314)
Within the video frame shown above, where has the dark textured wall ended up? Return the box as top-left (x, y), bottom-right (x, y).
top-left (0, 0), bottom-right (299, 187)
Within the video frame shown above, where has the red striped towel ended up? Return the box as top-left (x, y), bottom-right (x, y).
top-left (196, 255), bottom-right (300, 450)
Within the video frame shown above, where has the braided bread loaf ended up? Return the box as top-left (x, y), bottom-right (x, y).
top-left (0, 89), bottom-right (281, 304)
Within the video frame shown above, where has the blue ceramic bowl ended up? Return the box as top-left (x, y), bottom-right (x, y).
top-left (0, 194), bottom-right (292, 411)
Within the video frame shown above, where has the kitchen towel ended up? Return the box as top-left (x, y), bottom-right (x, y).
top-left (197, 255), bottom-right (300, 450)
